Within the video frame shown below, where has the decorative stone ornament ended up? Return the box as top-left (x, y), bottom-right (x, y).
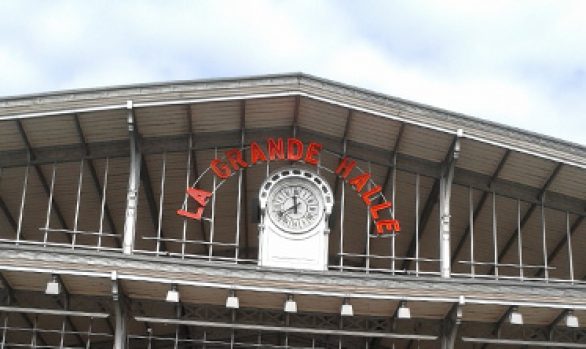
top-left (258, 167), bottom-right (333, 271)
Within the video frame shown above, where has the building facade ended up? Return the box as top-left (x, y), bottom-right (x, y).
top-left (0, 73), bottom-right (585, 348)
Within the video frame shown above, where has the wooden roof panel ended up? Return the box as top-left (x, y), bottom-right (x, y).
top-left (245, 96), bottom-right (295, 129)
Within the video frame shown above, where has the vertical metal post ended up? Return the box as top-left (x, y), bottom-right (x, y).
top-left (339, 142), bottom-right (347, 271)
top-left (365, 162), bottom-right (371, 274)
top-left (72, 159), bottom-right (84, 249)
top-left (16, 164), bottom-right (29, 244)
top-left (182, 139), bottom-right (193, 259)
top-left (147, 327), bottom-right (153, 349)
top-left (86, 318), bottom-right (93, 349)
top-left (173, 306), bottom-right (179, 349)
top-left (44, 163), bottom-right (57, 246)
top-left (59, 318), bottom-right (66, 348)
top-left (112, 274), bottom-right (126, 349)
top-left (157, 153), bottom-right (167, 256)
top-left (1, 315), bottom-right (6, 349)
top-left (391, 154), bottom-right (397, 274)
top-left (235, 166), bottom-right (243, 262)
top-left (98, 158), bottom-right (109, 250)
top-left (30, 316), bottom-right (38, 348)
top-left (415, 173), bottom-right (420, 276)
top-left (438, 174), bottom-right (451, 279)
top-left (469, 186), bottom-right (475, 277)
top-left (235, 127), bottom-right (245, 262)
top-left (566, 212), bottom-right (575, 283)
top-left (208, 148), bottom-right (218, 261)
top-left (541, 195), bottom-right (549, 281)
top-left (492, 192), bottom-right (499, 279)
top-left (439, 133), bottom-right (460, 278)
top-left (230, 309), bottom-right (236, 349)
top-left (123, 101), bottom-right (141, 255)
top-left (517, 199), bottom-right (524, 280)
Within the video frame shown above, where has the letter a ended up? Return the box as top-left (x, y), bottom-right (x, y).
top-left (176, 187), bottom-right (213, 220)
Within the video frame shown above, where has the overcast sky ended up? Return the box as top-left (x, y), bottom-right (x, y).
top-left (1, 1), bottom-right (585, 145)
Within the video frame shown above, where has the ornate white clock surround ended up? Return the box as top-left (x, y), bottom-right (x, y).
top-left (258, 167), bottom-right (333, 271)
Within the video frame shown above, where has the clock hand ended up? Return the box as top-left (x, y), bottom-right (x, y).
top-left (293, 195), bottom-right (298, 214)
top-left (278, 201), bottom-right (301, 217)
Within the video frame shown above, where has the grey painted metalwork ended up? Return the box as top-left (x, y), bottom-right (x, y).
top-left (15, 164), bottom-right (29, 244)
top-left (439, 134), bottom-right (461, 278)
top-left (451, 150), bottom-right (511, 268)
top-left (123, 101), bottom-right (140, 255)
top-left (156, 153), bottom-right (166, 256)
top-left (492, 192), bottom-right (498, 278)
top-left (72, 159), bottom-right (85, 249)
top-left (517, 199), bottom-right (523, 280)
top-left (541, 195), bottom-right (549, 280)
top-left (1, 76), bottom-right (586, 348)
top-left (43, 163), bottom-right (56, 247)
top-left (567, 212), bottom-right (575, 282)
top-left (134, 316), bottom-right (439, 341)
top-left (463, 337), bottom-right (586, 348)
top-left (73, 114), bottom-right (118, 246)
top-left (182, 136), bottom-right (192, 259)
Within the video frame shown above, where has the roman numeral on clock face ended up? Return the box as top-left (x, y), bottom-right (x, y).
top-left (269, 183), bottom-right (323, 232)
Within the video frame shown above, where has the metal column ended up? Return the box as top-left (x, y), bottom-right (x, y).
top-left (123, 101), bottom-right (141, 255)
top-left (112, 272), bottom-right (127, 349)
top-left (438, 131), bottom-right (461, 278)
top-left (441, 303), bottom-right (462, 349)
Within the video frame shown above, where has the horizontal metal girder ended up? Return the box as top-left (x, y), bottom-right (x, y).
top-left (134, 316), bottom-right (438, 341)
top-left (462, 337), bottom-right (586, 348)
top-left (0, 305), bottom-right (109, 318)
top-left (0, 127), bottom-right (583, 216)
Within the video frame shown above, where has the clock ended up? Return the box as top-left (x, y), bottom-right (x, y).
top-left (267, 179), bottom-right (324, 233)
top-left (258, 167), bottom-right (333, 270)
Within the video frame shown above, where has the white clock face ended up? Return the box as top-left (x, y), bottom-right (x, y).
top-left (268, 181), bottom-right (323, 233)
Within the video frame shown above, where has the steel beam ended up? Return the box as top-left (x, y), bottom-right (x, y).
top-left (438, 134), bottom-right (461, 278)
top-left (15, 119), bottom-right (71, 240)
top-left (441, 303), bottom-right (462, 349)
top-left (380, 123), bottom-right (405, 196)
top-left (126, 109), bottom-right (169, 253)
top-left (535, 215), bottom-right (583, 278)
top-left (547, 308), bottom-right (570, 340)
top-left (134, 316), bottom-right (439, 341)
top-left (0, 168), bottom-right (17, 232)
top-left (451, 150), bottom-right (511, 266)
top-left (480, 306), bottom-right (520, 349)
top-left (489, 163), bottom-right (564, 275)
top-left (0, 273), bottom-right (49, 347)
top-left (0, 304), bottom-right (109, 318)
top-left (402, 134), bottom-right (460, 273)
top-left (140, 158), bottom-right (165, 248)
top-left (0, 127), bottom-right (583, 215)
top-left (331, 109), bottom-right (353, 202)
top-left (363, 123), bottom-right (405, 268)
top-left (112, 273), bottom-right (127, 349)
top-left (72, 114), bottom-right (120, 248)
top-left (239, 100), bottom-right (251, 259)
top-left (123, 101), bottom-right (141, 255)
top-left (292, 95), bottom-right (300, 136)
top-left (50, 274), bottom-right (87, 346)
top-left (186, 105), bottom-right (208, 254)
top-left (463, 337), bottom-right (586, 348)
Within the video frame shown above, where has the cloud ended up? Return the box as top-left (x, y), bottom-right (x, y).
top-left (0, 0), bottom-right (584, 145)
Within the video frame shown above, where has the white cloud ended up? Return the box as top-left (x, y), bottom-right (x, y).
top-left (0, 0), bottom-right (584, 145)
